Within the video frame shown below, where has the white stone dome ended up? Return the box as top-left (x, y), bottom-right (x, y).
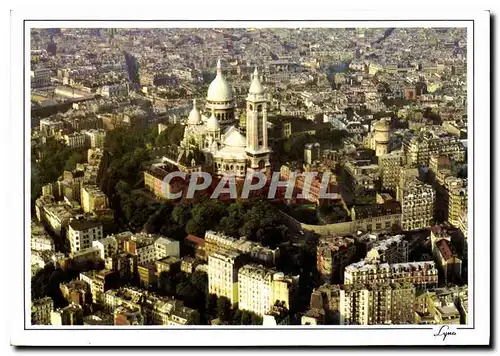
top-left (249, 67), bottom-right (264, 95)
top-left (206, 110), bottom-right (220, 131)
top-left (206, 59), bottom-right (234, 102)
top-left (187, 99), bottom-right (202, 125)
top-left (223, 129), bottom-right (246, 148)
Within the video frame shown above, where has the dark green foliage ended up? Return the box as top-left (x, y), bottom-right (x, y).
top-left (280, 204), bottom-right (320, 225)
top-left (232, 309), bottom-right (242, 325)
top-left (31, 260), bottom-right (105, 308)
top-left (155, 124), bottom-right (184, 147)
top-left (318, 204), bottom-right (349, 224)
top-left (239, 201), bottom-right (286, 248)
top-left (64, 151), bottom-right (85, 171)
top-left (283, 132), bottom-right (313, 161)
top-left (142, 199), bottom-right (287, 249)
top-left (314, 129), bottom-right (348, 149)
top-left (205, 294), bottom-right (218, 320)
top-left (218, 201), bottom-right (246, 237)
top-left (240, 310), bottom-right (252, 325)
top-left (236, 310), bottom-right (263, 325)
top-left (31, 138), bottom-right (73, 206)
top-left (216, 296), bottom-right (232, 323)
top-left (186, 310), bottom-right (201, 325)
top-left (382, 96), bottom-right (410, 108)
top-left (251, 313), bottom-right (263, 325)
top-left (185, 200), bottom-right (227, 237)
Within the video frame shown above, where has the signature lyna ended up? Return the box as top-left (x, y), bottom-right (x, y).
top-left (433, 325), bottom-right (457, 341)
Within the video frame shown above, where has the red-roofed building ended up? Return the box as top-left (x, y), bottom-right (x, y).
top-left (185, 234), bottom-right (206, 261)
top-left (144, 164), bottom-right (186, 200)
top-left (434, 239), bottom-right (462, 283)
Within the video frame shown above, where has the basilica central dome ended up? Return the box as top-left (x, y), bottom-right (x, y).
top-left (206, 59), bottom-right (234, 102)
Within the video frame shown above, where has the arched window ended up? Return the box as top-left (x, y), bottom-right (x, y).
top-left (257, 105), bottom-right (263, 112)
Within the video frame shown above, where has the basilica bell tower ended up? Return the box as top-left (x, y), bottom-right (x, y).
top-left (245, 68), bottom-right (270, 175)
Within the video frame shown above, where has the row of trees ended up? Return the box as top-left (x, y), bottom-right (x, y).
top-left (142, 199), bottom-right (288, 249)
top-left (213, 296), bottom-right (263, 325)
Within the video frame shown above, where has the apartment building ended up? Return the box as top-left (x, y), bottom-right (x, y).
top-left (31, 297), bottom-right (54, 325)
top-left (400, 180), bottom-right (436, 231)
top-left (31, 222), bottom-right (55, 252)
top-left (237, 264), bottom-right (298, 316)
top-left (92, 236), bottom-right (118, 260)
top-left (351, 201), bottom-right (402, 233)
top-left (430, 227), bottom-right (462, 283)
top-left (35, 196), bottom-right (78, 236)
top-left (205, 230), bottom-right (279, 267)
top-left (208, 249), bottom-right (245, 306)
top-left (344, 260), bottom-right (438, 288)
top-left (84, 129), bottom-right (107, 149)
top-left (67, 218), bottom-right (103, 253)
top-left (114, 305), bottom-right (144, 325)
top-left (60, 280), bottom-right (89, 306)
top-left (447, 178), bottom-right (467, 227)
top-left (396, 167), bottom-right (420, 202)
top-left (378, 149), bottom-right (406, 193)
top-left (63, 131), bottom-right (87, 149)
top-left (404, 133), bottom-right (465, 166)
top-left (154, 236), bottom-right (181, 260)
top-left (340, 282), bottom-right (416, 325)
top-left (120, 233), bottom-right (179, 266)
top-left (143, 164), bottom-right (186, 200)
top-left (104, 287), bottom-right (197, 325)
top-left (81, 184), bottom-right (108, 213)
top-left (305, 282), bottom-right (416, 325)
top-left (317, 236), bottom-right (357, 284)
top-left (365, 234), bottom-right (409, 264)
top-left (51, 303), bottom-right (84, 326)
top-left (80, 269), bottom-right (118, 304)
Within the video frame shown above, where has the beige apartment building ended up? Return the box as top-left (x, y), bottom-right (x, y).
top-left (305, 282), bottom-right (416, 325)
top-left (400, 180), bottom-right (436, 231)
top-left (447, 178), bottom-right (467, 227)
top-left (237, 264), bottom-right (298, 316)
top-left (208, 249), bottom-right (244, 306)
top-left (31, 297), bottom-right (54, 325)
top-left (81, 184), bottom-right (108, 213)
top-left (344, 260), bottom-right (438, 288)
top-left (404, 133), bottom-right (465, 167)
top-left (378, 149), bottom-right (407, 193)
top-left (340, 282), bottom-right (416, 325)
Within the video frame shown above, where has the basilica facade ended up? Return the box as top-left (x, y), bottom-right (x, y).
top-left (180, 59), bottom-right (271, 178)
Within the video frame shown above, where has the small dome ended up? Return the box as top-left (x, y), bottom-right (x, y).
top-left (374, 119), bottom-right (390, 132)
top-left (223, 129), bottom-right (246, 148)
top-left (206, 109), bottom-right (220, 131)
top-left (249, 67), bottom-right (264, 95)
top-left (207, 59), bottom-right (234, 102)
top-left (187, 99), bottom-right (202, 125)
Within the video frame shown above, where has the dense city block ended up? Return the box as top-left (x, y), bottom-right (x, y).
top-left (30, 27), bottom-right (468, 326)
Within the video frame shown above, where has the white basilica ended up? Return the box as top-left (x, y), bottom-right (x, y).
top-left (180, 59), bottom-right (271, 178)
